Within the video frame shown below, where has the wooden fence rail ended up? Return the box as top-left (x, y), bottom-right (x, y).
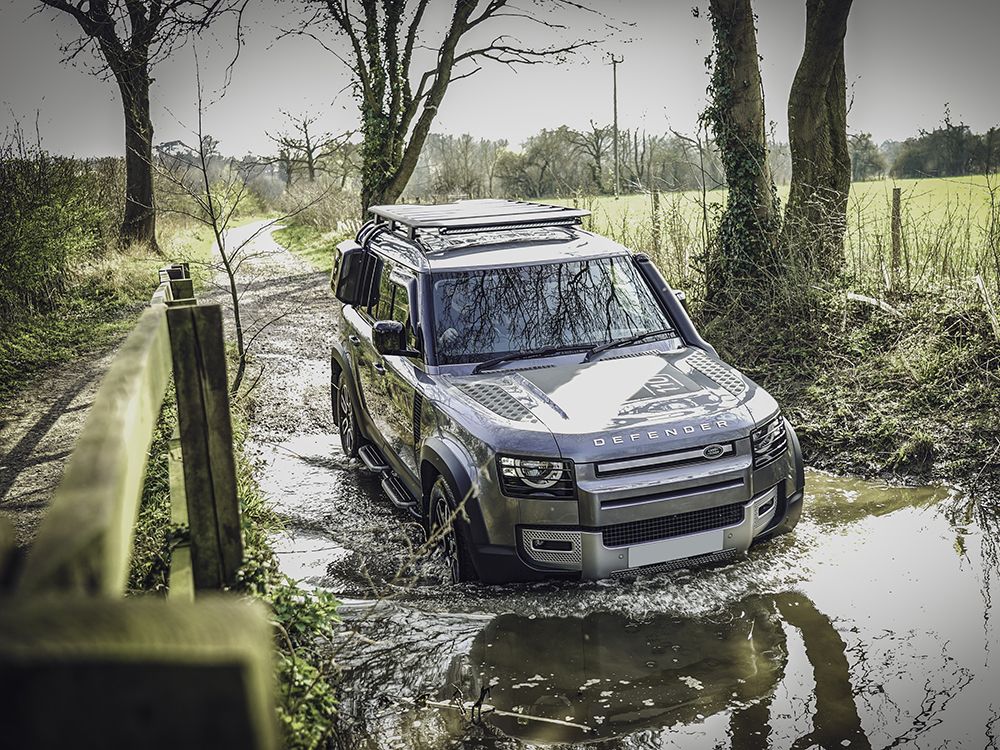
top-left (0, 266), bottom-right (277, 749)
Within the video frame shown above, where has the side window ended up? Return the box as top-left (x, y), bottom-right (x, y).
top-left (374, 263), bottom-right (395, 320)
top-left (389, 279), bottom-right (418, 350)
top-left (359, 255), bottom-right (386, 320)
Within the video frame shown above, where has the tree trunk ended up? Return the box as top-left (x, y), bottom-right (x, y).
top-left (784, 0), bottom-right (853, 276)
top-left (359, 108), bottom-right (401, 215)
top-left (117, 64), bottom-right (158, 251)
top-left (704, 0), bottom-right (780, 306)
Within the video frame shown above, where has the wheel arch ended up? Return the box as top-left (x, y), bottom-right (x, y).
top-left (330, 344), bottom-right (357, 418)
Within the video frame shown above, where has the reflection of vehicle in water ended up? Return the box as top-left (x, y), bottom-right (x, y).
top-left (442, 593), bottom-right (871, 748)
top-left (331, 199), bottom-right (805, 583)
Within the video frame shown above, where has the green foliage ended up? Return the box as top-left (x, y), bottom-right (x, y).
top-left (892, 109), bottom-right (1000, 179)
top-left (849, 133), bottom-right (888, 181)
top-left (129, 391), bottom-right (177, 592)
top-left (0, 131), bottom-right (119, 320)
top-left (129, 382), bottom-right (341, 750)
top-left (702, 286), bottom-right (1000, 494)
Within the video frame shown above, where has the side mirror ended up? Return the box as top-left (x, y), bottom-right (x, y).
top-left (333, 243), bottom-right (381, 308)
top-left (372, 320), bottom-right (417, 357)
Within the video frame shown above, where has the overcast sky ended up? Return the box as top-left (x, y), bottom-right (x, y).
top-left (2, 0), bottom-right (999, 158)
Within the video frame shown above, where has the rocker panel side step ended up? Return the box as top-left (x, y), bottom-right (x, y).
top-left (381, 474), bottom-right (420, 517)
top-left (358, 444), bottom-right (389, 472)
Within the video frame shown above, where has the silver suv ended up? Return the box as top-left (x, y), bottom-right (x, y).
top-left (330, 200), bottom-right (804, 583)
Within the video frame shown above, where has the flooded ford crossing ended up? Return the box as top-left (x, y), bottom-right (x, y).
top-left (230, 223), bottom-right (1000, 749)
top-left (266, 449), bottom-right (999, 748)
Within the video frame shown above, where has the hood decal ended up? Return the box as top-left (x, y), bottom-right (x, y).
top-left (516, 354), bottom-right (747, 435)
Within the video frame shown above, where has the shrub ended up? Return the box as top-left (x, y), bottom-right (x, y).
top-left (0, 127), bottom-right (118, 321)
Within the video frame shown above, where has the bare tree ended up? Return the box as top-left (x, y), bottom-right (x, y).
top-left (783, 0), bottom-right (854, 273)
top-left (158, 64), bottom-right (332, 392)
top-left (266, 110), bottom-right (355, 183)
top-left (296, 0), bottom-right (606, 214)
top-left (567, 121), bottom-right (612, 193)
top-left (703, 0), bottom-right (780, 305)
top-left (38, 0), bottom-right (246, 251)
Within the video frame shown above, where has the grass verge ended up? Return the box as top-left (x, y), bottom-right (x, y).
top-left (702, 285), bottom-right (1000, 499)
top-left (273, 223), bottom-right (348, 273)
top-left (0, 215), bottom-right (260, 407)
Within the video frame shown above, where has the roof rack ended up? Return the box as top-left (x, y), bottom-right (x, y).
top-left (367, 199), bottom-right (590, 240)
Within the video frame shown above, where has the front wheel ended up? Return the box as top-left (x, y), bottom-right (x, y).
top-left (428, 476), bottom-right (477, 583)
top-left (335, 371), bottom-right (361, 459)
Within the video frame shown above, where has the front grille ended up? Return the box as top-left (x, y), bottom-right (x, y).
top-left (601, 502), bottom-right (745, 547)
top-left (596, 442), bottom-right (735, 477)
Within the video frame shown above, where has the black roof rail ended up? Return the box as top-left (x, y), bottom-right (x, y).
top-left (367, 199), bottom-right (590, 241)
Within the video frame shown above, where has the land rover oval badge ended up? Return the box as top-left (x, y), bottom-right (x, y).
top-left (703, 444), bottom-right (725, 459)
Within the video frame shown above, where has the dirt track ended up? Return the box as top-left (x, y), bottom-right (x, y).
top-left (0, 335), bottom-right (123, 549)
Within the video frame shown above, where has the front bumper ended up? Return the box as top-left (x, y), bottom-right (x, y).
top-left (519, 483), bottom-right (784, 579)
top-left (466, 427), bottom-right (804, 583)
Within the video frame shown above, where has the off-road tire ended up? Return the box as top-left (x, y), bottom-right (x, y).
top-left (429, 475), bottom-right (478, 583)
top-left (335, 371), bottom-right (362, 459)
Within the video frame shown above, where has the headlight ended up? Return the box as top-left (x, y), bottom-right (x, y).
top-left (751, 414), bottom-right (788, 468)
top-left (497, 455), bottom-right (575, 498)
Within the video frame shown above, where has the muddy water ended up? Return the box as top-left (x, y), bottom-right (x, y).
top-left (262, 433), bottom-right (1000, 749)
top-left (229, 229), bottom-right (999, 748)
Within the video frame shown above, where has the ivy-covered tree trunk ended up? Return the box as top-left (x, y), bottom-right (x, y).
top-left (784, 0), bottom-right (853, 276)
top-left (704, 0), bottom-right (780, 307)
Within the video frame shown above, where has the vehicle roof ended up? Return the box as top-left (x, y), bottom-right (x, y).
top-left (364, 199), bottom-right (633, 272)
top-left (369, 199), bottom-right (590, 238)
top-left (369, 225), bottom-right (632, 272)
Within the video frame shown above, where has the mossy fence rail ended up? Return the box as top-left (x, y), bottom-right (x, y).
top-left (0, 266), bottom-right (277, 749)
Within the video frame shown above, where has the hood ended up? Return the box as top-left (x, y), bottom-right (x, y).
top-left (447, 348), bottom-right (777, 463)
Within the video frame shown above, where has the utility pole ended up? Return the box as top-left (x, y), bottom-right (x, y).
top-left (610, 53), bottom-right (623, 199)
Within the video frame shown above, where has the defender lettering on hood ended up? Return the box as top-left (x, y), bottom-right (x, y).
top-left (593, 420), bottom-right (730, 447)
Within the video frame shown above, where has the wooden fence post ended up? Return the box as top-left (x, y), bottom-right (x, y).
top-left (651, 190), bottom-right (662, 254)
top-left (0, 597), bottom-right (277, 750)
top-left (167, 304), bottom-right (243, 590)
top-left (891, 186), bottom-right (902, 290)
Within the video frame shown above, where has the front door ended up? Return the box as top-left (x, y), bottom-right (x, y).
top-left (355, 257), bottom-right (421, 480)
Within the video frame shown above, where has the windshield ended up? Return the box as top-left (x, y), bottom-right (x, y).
top-left (431, 255), bottom-right (672, 365)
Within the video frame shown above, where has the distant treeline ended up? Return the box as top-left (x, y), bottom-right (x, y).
top-left (884, 113), bottom-right (1000, 179)
top-left (397, 117), bottom-right (997, 202)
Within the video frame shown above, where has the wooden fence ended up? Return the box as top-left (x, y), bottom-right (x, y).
top-left (0, 265), bottom-right (277, 749)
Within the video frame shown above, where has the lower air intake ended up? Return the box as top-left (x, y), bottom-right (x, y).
top-left (602, 502), bottom-right (745, 548)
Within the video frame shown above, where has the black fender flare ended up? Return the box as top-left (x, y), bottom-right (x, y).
top-left (330, 343), bottom-right (363, 426)
top-left (419, 436), bottom-right (489, 546)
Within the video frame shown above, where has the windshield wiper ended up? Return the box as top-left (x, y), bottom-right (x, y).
top-left (583, 327), bottom-right (676, 362)
top-left (472, 344), bottom-right (594, 374)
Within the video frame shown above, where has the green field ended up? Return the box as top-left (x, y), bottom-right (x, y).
top-left (554, 176), bottom-right (999, 294)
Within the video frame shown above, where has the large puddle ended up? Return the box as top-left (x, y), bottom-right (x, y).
top-left (257, 435), bottom-right (1000, 748)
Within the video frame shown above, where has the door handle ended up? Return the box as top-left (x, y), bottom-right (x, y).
top-left (373, 362), bottom-right (386, 375)
top-left (348, 334), bottom-right (361, 346)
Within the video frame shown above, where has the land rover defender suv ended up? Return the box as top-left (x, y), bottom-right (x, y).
top-left (330, 200), bottom-right (804, 583)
